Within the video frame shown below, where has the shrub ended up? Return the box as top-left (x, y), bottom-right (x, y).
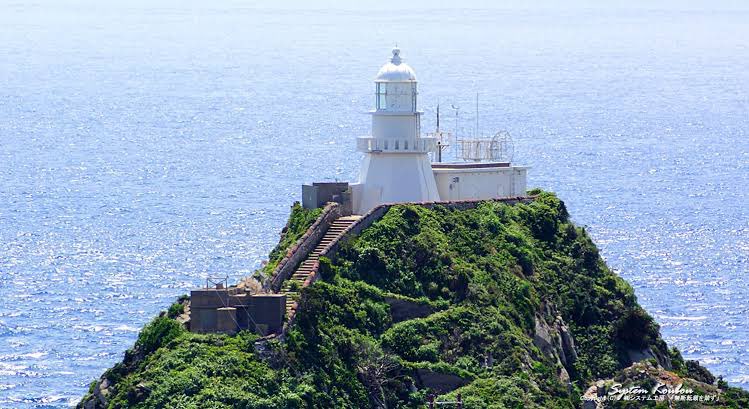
top-left (167, 302), bottom-right (184, 319)
top-left (135, 316), bottom-right (184, 356)
top-left (615, 307), bottom-right (659, 348)
top-left (686, 360), bottom-right (716, 385)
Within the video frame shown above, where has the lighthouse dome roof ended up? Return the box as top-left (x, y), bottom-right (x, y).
top-left (375, 48), bottom-right (417, 82)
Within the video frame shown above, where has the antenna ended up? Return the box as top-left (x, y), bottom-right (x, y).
top-left (451, 104), bottom-right (460, 158)
top-left (426, 99), bottom-right (453, 163)
top-left (436, 103), bottom-right (440, 132)
top-left (475, 93), bottom-right (479, 138)
top-left (451, 104), bottom-right (459, 139)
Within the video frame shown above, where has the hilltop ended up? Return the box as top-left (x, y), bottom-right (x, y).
top-left (79, 191), bottom-right (749, 408)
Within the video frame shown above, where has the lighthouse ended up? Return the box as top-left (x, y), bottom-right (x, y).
top-left (350, 48), bottom-right (440, 215)
top-left (301, 47), bottom-right (528, 214)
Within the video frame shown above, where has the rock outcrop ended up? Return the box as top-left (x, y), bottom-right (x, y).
top-left (533, 304), bottom-right (578, 383)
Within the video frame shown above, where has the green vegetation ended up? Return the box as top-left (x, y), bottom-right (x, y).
top-left (97, 325), bottom-right (313, 408)
top-left (80, 192), bottom-right (749, 408)
top-left (166, 301), bottom-right (184, 319)
top-left (262, 202), bottom-right (322, 276)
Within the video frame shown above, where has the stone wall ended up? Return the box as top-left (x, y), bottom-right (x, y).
top-left (268, 202), bottom-right (343, 292)
top-left (415, 368), bottom-right (472, 394)
top-left (384, 296), bottom-right (434, 323)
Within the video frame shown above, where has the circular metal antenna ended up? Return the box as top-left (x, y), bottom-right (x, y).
top-left (489, 130), bottom-right (514, 162)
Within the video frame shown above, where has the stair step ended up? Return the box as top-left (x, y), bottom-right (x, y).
top-left (277, 216), bottom-right (363, 311)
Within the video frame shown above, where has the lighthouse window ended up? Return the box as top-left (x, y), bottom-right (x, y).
top-left (376, 83), bottom-right (387, 110)
top-left (411, 83), bottom-right (418, 110)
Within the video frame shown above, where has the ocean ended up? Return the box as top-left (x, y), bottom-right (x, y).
top-left (0, 0), bottom-right (747, 406)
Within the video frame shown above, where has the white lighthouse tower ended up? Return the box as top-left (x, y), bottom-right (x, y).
top-left (351, 48), bottom-right (440, 215)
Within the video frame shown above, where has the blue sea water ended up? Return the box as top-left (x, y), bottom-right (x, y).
top-left (0, 0), bottom-right (747, 406)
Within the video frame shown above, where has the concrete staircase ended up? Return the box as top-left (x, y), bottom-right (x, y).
top-left (281, 215), bottom-right (361, 317)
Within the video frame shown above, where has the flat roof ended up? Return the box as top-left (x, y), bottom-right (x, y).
top-left (432, 162), bottom-right (511, 169)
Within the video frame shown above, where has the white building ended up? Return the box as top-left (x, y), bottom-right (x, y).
top-left (303, 48), bottom-right (528, 214)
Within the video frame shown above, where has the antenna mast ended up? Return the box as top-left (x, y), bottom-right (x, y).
top-left (436, 103), bottom-right (440, 132)
top-left (475, 93), bottom-right (479, 138)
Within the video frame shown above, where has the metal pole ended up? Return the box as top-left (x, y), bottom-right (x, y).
top-left (436, 103), bottom-right (440, 132)
top-left (475, 93), bottom-right (479, 138)
top-left (457, 393), bottom-right (463, 409)
top-left (428, 394), bottom-right (434, 409)
top-left (451, 104), bottom-right (459, 160)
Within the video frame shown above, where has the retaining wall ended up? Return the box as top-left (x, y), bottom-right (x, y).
top-left (267, 202), bottom-right (343, 292)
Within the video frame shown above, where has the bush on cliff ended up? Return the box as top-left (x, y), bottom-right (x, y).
top-left (135, 316), bottom-right (184, 356)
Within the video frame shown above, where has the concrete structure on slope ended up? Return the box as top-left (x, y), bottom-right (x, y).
top-left (190, 280), bottom-right (285, 335)
top-left (303, 48), bottom-right (528, 213)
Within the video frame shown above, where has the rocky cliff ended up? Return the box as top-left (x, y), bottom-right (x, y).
top-left (79, 192), bottom-right (749, 408)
